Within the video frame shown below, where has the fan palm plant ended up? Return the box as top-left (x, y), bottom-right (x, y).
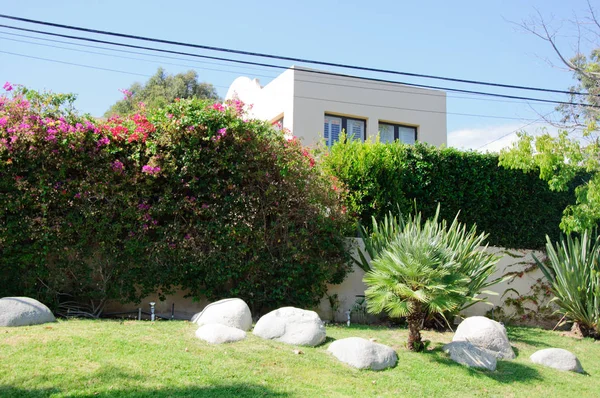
top-left (534, 230), bottom-right (600, 338)
top-left (362, 205), bottom-right (500, 351)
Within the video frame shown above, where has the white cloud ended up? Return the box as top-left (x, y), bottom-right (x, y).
top-left (448, 123), bottom-right (562, 153)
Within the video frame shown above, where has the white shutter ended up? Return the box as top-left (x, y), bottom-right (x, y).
top-left (347, 119), bottom-right (365, 142)
top-left (378, 123), bottom-right (395, 143)
top-left (324, 116), bottom-right (342, 147)
top-left (399, 126), bottom-right (416, 145)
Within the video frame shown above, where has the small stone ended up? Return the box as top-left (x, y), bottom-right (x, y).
top-left (195, 323), bottom-right (247, 344)
top-left (328, 337), bottom-right (398, 370)
top-left (0, 297), bottom-right (56, 327)
top-left (530, 348), bottom-right (584, 373)
top-left (452, 316), bottom-right (515, 359)
top-left (293, 349), bottom-right (304, 355)
top-left (253, 307), bottom-right (326, 347)
top-left (191, 298), bottom-right (252, 331)
top-left (443, 341), bottom-right (497, 371)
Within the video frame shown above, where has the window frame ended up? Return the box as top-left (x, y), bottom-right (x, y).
top-left (324, 114), bottom-right (367, 147)
top-left (378, 121), bottom-right (418, 144)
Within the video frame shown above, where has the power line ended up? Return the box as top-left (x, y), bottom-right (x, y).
top-left (0, 13), bottom-right (595, 98)
top-left (0, 49), bottom-right (540, 122)
top-left (0, 31), bottom-right (557, 107)
top-left (0, 50), bottom-right (151, 78)
top-left (0, 23), bottom-right (595, 110)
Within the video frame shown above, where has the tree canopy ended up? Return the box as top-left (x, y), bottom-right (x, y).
top-left (499, 4), bottom-right (600, 233)
top-left (104, 68), bottom-right (220, 117)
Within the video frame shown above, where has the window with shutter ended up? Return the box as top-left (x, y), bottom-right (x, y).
top-left (378, 123), bottom-right (395, 143)
top-left (347, 119), bottom-right (365, 142)
top-left (398, 126), bottom-right (416, 144)
top-left (324, 116), bottom-right (342, 147)
top-left (378, 121), bottom-right (417, 145)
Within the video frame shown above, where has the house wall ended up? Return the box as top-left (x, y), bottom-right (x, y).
top-left (291, 68), bottom-right (447, 147)
top-left (225, 67), bottom-right (447, 147)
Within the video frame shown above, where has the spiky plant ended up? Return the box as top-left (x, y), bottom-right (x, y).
top-left (534, 230), bottom-right (600, 338)
top-left (363, 205), bottom-right (500, 351)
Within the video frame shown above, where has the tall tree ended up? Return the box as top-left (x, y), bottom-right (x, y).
top-left (104, 68), bottom-right (220, 116)
top-left (499, 3), bottom-right (600, 232)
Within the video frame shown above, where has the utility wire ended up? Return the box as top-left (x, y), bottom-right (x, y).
top-left (0, 49), bottom-right (539, 122)
top-left (0, 13), bottom-right (595, 98)
top-left (0, 31), bottom-right (558, 107)
top-left (0, 23), bottom-right (595, 110)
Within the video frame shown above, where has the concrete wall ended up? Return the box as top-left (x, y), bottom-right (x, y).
top-left (225, 67), bottom-right (447, 147)
top-left (105, 243), bottom-right (544, 324)
top-left (314, 241), bottom-right (545, 323)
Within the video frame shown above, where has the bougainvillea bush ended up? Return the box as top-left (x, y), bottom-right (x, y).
top-left (0, 85), bottom-right (351, 314)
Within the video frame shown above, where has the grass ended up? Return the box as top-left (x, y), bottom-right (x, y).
top-left (0, 319), bottom-right (598, 397)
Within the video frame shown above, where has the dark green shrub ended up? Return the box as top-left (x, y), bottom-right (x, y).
top-left (322, 140), bottom-right (577, 249)
top-left (0, 87), bottom-right (351, 314)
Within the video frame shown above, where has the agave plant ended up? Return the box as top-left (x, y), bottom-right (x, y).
top-left (534, 230), bottom-right (600, 338)
top-left (362, 205), bottom-right (501, 351)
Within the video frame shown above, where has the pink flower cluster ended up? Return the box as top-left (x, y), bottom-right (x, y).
top-left (142, 165), bottom-right (161, 175)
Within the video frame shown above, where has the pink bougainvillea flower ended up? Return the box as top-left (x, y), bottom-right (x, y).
top-left (3, 82), bottom-right (13, 91)
top-left (142, 165), bottom-right (161, 175)
top-left (118, 88), bottom-right (133, 99)
top-left (97, 136), bottom-right (110, 147)
top-left (0, 117), bottom-right (7, 127)
top-left (111, 160), bottom-right (124, 172)
top-left (212, 103), bottom-right (225, 112)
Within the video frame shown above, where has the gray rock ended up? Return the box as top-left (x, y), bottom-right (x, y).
top-left (328, 337), bottom-right (397, 370)
top-left (530, 348), bottom-right (584, 373)
top-left (191, 298), bottom-right (252, 331)
top-left (195, 323), bottom-right (247, 344)
top-left (0, 297), bottom-right (56, 327)
top-left (453, 316), bottom-right (515, 359)
top-left (253, 307), bottom-right (326, 346)
top-left (443, 341), bottom-right (497, 371)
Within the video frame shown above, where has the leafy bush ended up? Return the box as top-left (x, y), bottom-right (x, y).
top-left (535, 230), bottom-right (600, 338)
top-left (363, 206), bottom-right (500, 351)
top-left (0, 85), bottom-right (351, 314)
top-left (322, 139), bottom-right (578, 249)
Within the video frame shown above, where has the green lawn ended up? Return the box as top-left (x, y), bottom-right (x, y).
top-left (0, 319), bottom-right (597, 397)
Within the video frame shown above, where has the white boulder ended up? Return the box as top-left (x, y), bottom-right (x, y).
top-left (195, 323), bottom-right (247, 344)
top-left (443, 341), bottom-right (497, 371)
top-left (0, 297), bottom-right (56, 327)
top-left (253, 307), bottom-right (326, 346)
top-left (453, 316), bottom-right (515, 359)
top-left (530, 348), bottom-right (584, 373)
top-left (191, 298), bottom-right (252, 331)
top-left (328, 337), bottom-right (397, 370)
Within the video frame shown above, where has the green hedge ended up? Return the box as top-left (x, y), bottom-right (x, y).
top-left (322, 140), bottom-right (578, 249)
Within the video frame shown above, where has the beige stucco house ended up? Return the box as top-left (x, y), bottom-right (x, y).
top-left (225, 66), bottom-right (447, 147)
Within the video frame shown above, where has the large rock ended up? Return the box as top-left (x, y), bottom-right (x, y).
top-left (453, 316), bottom-right (515, 359)
top-left (0, 297), bottom-right (56, 327)
top-left (443, 341), bottom-right (497, 371)
top-left (530, 348), bottom-right (584, 373)
top-left (195, 323), bottom-right (247, 344)
top-left (253, 307), bottom-right (326, 346)
top-left (191, 298), bottom-right (252, 331)
top-left (328, 337), bottom-right (397, 370)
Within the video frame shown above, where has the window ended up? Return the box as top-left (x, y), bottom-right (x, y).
top-left (272, 116), bottom-right (284, 131)
top-left (378, 122), bottom-right (417, 144)
top-left (324, 115), bottom-right (366, 147)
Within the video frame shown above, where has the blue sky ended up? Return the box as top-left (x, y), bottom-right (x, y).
top-left (0, 0), bottom-right (593, 151)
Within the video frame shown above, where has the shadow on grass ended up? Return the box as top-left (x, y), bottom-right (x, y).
top-left (506, 328), bottom-right (555, 349)
top-left (427, 347), bottom-right (543, 384)
top-left (0, 384), bottom-right (289, 398)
